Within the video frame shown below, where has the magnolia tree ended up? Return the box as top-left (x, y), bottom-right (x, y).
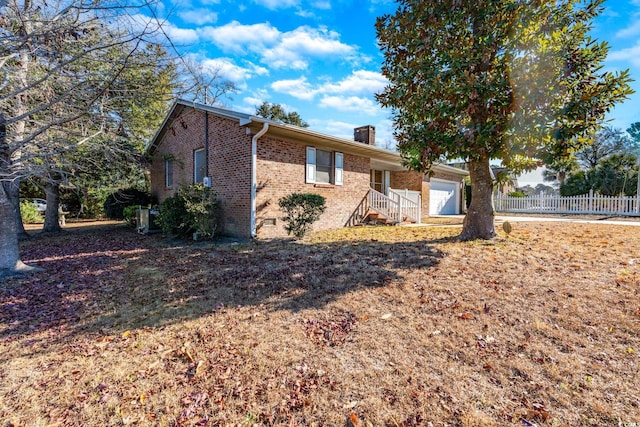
top-left (376, 0), bottom-right (632, 239)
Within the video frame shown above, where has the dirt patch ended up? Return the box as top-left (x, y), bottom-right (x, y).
top-left (23, 219), bottom-right (125, 233)
top-left (1, 222), bottom-right (639, 426)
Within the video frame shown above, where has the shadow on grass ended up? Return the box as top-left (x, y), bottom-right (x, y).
top-left (1, 225), bottom-right (448, 352)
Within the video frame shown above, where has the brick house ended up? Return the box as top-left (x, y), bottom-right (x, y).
top-left (148, 99), bottom-right (468, 238)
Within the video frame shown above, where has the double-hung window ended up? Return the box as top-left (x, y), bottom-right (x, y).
top-left (194, 148), bottom-right (206, 184)
top-left (306, 147), bottom-right (343, 185)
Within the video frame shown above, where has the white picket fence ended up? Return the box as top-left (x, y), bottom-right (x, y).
top-left (494, 190), bottom-right (640, 216)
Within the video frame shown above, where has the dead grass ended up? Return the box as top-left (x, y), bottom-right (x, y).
top-left (1, 222), bottom-right (639, 426)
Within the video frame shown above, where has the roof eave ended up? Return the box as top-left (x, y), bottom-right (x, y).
top-left (147, 100), bottom-right (468, 177)
top-left (431, 163), bottom-right (470, 176)
top-left (240, 117), bottom-right (402, 163)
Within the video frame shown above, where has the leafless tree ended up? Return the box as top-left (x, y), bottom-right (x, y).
top-left (0, 0), bottom-right (234, 276)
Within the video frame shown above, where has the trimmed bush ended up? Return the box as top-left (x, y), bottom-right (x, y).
top-left (278, 193), bottom-right (326, 238)
top-left (20, 199), bottom-right (43, 224)
top-left (122, 205), bottom-right (139, 227)
top-left (104, 188), bottom-right (152, 220)
top-left (507, 190), bottom-right (526, 198)
top-left (155, 184), bottom-right (220, 239)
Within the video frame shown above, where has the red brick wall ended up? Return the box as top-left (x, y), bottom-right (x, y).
top-left (150, 106), bottom-right (468, 235)
top-left (255, 136), bottom-right (371, 238)
top-left (150, 109), bottom-right (373, 238)
top-left (389, 170), bottom-right (422, 191)
top-left (149, 108), bottom-right (252, 237)
top-left (431, 170), bottom-right (465, 183)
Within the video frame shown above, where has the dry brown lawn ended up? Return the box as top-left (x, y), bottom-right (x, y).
top-left (1, 221), bottom-right (639, 427)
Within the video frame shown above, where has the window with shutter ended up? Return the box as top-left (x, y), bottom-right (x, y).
top-left (334, 152), bottom-right (343, 185)
top-left (306, 147), bottom-right (343, 185)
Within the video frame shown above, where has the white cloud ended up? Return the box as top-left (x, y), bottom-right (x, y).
top-left (243, 96), bottom-right (266, 108)
top-left (271, 70), bottom-right (387, 103)
top-left (318, 120), bottom-right (359, 139)
top-left (202, 22), bottom-right (358, 70)
top-left (262, 26), bottom-right (356, 69)
top-left (319, 70), bottom-right (388, 95)
top-left (368, 0), bottom-right (394, 12)
top-left (319, 95), bottom-right (380, 115)
top-left (252, 0), bottom-right (299, 9)
top-left (312, 0), bottom-right (331, 10)
top-left (201, 58), bottom-right (267, 86)
top-left (312, 118), bottom-right (395, 148)
top-left (246, 62), bottom-right (270, 76)
top-left (166, 26), bottom-right (200, 44)
top-left (178, 9), bottom-right (218, 26)
top-left (201, 21), bottom-right (281, 54)
top-left (373, 118), bottom-right (396, 149)
top-left (124, 14), bottom-right (200, 45)
top-left (271, 70), bottom-right (386, 102)
top-left (243, 89), bottom-right (270, 110)
top-left (608, 42), bottom-right (640, 67)
top-left (616, 18), bottom-right (640, 38)
top-left (271, 77), bottom-right (318, 100)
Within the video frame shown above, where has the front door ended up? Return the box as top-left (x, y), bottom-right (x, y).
top-left (370, 170), bottom-right (390, 195)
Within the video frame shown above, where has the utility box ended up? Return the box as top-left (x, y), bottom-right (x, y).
top-left (137, 207), bottom-right (160, 234)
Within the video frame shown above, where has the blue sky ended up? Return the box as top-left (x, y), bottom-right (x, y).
top-left (149, 0), bottom-right (640, 185)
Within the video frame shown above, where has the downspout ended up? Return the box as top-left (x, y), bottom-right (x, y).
top-left (204, 111), bottom-right (209, 178)
top-left (251, 122), bottom-right (269, 238)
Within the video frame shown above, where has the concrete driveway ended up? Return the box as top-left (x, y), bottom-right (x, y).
top-left (497, 215), bottom-right (640, 226)
top-left (425, 214), bottom-right (640, 227)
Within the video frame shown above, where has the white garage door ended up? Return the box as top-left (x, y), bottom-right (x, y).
top-left (429, 179), bottom-right (460, 215)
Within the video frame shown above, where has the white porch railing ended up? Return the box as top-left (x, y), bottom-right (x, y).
top-left (494, 190), bottom-right (640, 216)
top-left (369, 188), bottom-right (421, 223)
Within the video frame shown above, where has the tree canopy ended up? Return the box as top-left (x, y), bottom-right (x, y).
top-left (0, 0), bottom-right (234, 276)
top-left (255, 102), bottom-right (309, 128)
top-left (376, 0), bottom-right (633, 239)
top-left (575, 127), bottom-right (637, 170)
top-left (628, 122), bottom-right (640, 146)
top-left (561, 153), bottom-right (638, 197)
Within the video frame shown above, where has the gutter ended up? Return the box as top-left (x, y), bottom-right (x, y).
top-left (250, 122), bottom-right (269, 238)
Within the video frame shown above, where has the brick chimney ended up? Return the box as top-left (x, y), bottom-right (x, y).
top-left (354, 125), bottom-right (376, 146)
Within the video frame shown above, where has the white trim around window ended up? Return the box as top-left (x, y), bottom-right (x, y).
top-left (306, 146), bottom-right (343, 185)
top-left (194, 148), bottom-right (206, 184)
top-left (165, 159), bottom-right (173, 188)
top-left (334, 152), bottom-right (343, 185)
top-left (306, 147), bottom-right (316, 183)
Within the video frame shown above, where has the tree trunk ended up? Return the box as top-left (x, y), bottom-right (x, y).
top-left (42, 181), bottom-right (62, 233)
top-left (557, 171), bottom-right (566, 187)
top-left (0, 115), bottom-right (39, 278)
top-left (460, 157), bottom-right (496, 240)
top-left (4, 179), bottom-right (30, 240)
top-left (0, 184), bottom-right (21, 276)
